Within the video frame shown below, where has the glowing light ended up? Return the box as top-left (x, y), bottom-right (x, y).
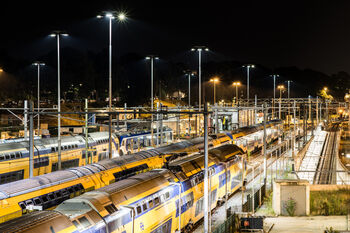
top-left (118, 13), bottom-right (126, 21)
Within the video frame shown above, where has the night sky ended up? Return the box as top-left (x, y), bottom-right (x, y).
top-left (1, 0), bottom-right (350, 75)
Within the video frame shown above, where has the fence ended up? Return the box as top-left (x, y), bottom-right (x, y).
top-left (212, 212), bottom-right (238, 233)
top-left (242, 184), bottom-right (266, 212)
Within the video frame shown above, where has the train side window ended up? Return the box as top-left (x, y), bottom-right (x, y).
top-left (64, 146), bottom-right (68, 150)
top-left (165, 192), bottom-right (170, 200)
top-left (154, 197), bottom-right (160, 206)
top-left (72, 220), bottom-right (81, 230)
top-left (15, 152), bottom-right (21, 158)
top-left (78, 216), bottom-right (91, 228)
top-left (25, 200), bottom-right (33, 206)
top-left (136, 206), bottom-right (142, 215)
top-left (5, 154), bottom-right (10, 160)
top-left (148, 200), bottom-right (154, 208)
top-left (0, 155), bottom-right (4, 161)
top-left (18, 202), bottom-right (26, 209)
top-left (48, 193), bottom-right (55, 200)
top-left (10, 154), bottom-right (15, 159)
top-left (142, 203), bottom-right (148, 212)
top-left (41, 195), bottom-right (49, 203)
top-left (34, 198), bottom-right (41, 205)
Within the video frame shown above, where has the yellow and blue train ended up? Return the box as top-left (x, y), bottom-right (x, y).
top-left (0, 120), bottom-right (282, 224)
top-left (0, 143), bottom-right (246, 233)
top-left (0, 127), bottom-right (173, 184)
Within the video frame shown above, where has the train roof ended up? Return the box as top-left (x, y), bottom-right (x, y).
top-left (0, 210), bottom-right (73, 233)
top-left (0, 163), bottom-right (107, 200)
top-left (0, 141), bottom-right (29, 151)
top-left (0, 170), bottom-right (78, 200)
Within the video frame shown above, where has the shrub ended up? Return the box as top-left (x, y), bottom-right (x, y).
top-left (284, 197), bottom-right (296, 216)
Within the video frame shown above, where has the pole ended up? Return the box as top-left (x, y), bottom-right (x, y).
top-left (37, 64), bottom-right (40, 135)
top-left (57, 34), bottom-right (62, 170)
top-left (85, 99), bottom-right (89, 165)
top-left (316, 97), bottom-right (319, 126)
top-left (241, 154), bottom-right (245, 210)
top-left (24, 100), bottom-right (28, 140)
top-left (108, 17), bottom-right (113, 159)
top-left (287, 81), bottom-right (290, 128)
top-left (255, 95), bottom-right (257, 124)
top-left (263, 103), bottom-right (267, 189)
top-left (29, 101), bottom-right (34, 178)
top-left (252, 165), bottom-right (255, 214)
top-left (188, 73), bottom-right (191, 106)
top-left (236, 85), bottom-right (238, 106)
top-left (293, 101), bottom-right (296, 158)
top-left (204, 103), bottom-right (209, 233)
top-left (273, 75), bottom-right (276, 119)
top-left (156, 102), bottom-right (160, 146)
top-left (279, 88), bottom-right (282, 119)
top-left (215, 103), bottom-right (218, 133)
top-left (151, 57), bottom-right (154, 110)
top-left (198, 50), bottom-right (202, 111)
top-left (213, 82), bottom-right (216, 104)
top-left (247, 66), bottom-right (250, 103)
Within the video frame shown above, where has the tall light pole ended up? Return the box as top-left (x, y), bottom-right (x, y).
top-left (50, 31), bottom-right (68, 171)
top-left (242, 64), bottom-right (255, 104)
top-left (184, 70), bottom-right (195, 106)
top-left (232, 81), bottom-right (241, 105)
top-left (210, 77), bottom-right (219, 104)
top-left (191, 46), bottom-right (209, 111)
top-left (145, 55), bottom-right (159, 109)
top-left (146, 55), bottom-right (159, 146)
top-left (270, 74), bottom-right (279, 119)
top-left (32, 62), bottom-right (45, 135)
top-left (97, 11), bottom-right (126, 158)
top-left (278, 85), bottom-right (285, 119)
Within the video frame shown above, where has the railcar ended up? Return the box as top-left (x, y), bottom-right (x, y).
top-left (0, 120), bottom-right (280, 224)
top-left (0, 128), bottom-right (173, 185)
top-left (0, 135), bottom-right (223, 224)
top-left (0, 144), bottom-right (245, 233)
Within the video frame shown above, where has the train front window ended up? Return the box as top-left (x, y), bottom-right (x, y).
top-left (78, 216), bottom-right (91, 228)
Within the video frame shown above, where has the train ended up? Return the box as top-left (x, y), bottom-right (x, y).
top-left (0, 127), bottom-right (173, 184)
top-left (0, 120), bottom-right (282, 224)
top-left (0, 143), bottom-right (246, 233)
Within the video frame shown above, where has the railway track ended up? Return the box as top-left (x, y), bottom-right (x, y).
top-left (315, 124), bottom-right (339, 184)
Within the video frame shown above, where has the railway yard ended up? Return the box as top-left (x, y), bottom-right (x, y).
top-left (0, 101), bottom-right (349, 233)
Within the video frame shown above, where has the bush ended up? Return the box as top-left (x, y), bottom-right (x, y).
top-left (310, 189), bottom-right (350, 215)
top-left (283, 197), bottom-right (296, 216)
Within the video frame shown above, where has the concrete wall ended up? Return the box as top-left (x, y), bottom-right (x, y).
top-left (273, 179), bottom-right (310, 216)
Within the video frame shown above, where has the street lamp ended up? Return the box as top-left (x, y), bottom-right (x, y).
top-left (191, 46), bottom-right (209, 111)
top-left (0, 68), bottom-right (3, 73)
top-left (277, 85), bottom-right (285, 119)
top-left (97, 11), bottom-right (127, 159)
top-left (232, 81), bottom-right (241, 105)
top-left (184, 70), bottom-right (196, 106)
top-left (145, 55), bottom-right (159, 109)
top-left (210, 77), bottom-right (219, 105)
top-left (50, 30), bottom-right (68, 171)
top-left (242, 64), bottom-right (255, 103)
top-left (32, 62), bottom-right (45, 135)
top-left (270, 74), bottom-right (279, 119)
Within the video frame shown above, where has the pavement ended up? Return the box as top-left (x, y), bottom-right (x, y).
top-left (265, 216), bottom-right (349, 233)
